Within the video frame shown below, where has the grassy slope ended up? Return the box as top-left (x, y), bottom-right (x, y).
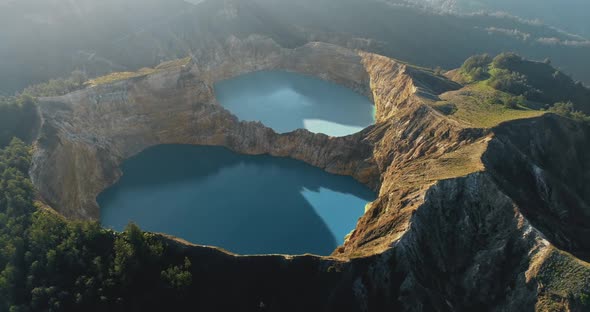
top-left (87, 57), bottom-right (191, 86)
top-left (429, 79), bottom-right (590, 310)
top-left (533, 247), bottom-right (590, 311)
top-left (433, 82), bottom-right (544, 128)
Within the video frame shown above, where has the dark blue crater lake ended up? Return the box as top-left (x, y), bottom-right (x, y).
top-left (214, 70), bottom-right (375, 137)
top-left (98, 145), bottom-right (376, 256)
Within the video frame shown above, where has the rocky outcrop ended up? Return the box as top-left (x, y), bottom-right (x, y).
top-left (483, 115), bottom-right (590, 261)
top-left (30, 37), bottom-right (590, 310)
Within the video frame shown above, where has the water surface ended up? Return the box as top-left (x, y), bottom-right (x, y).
top-left (214, 70), bottom-right (375, 137)
top-left (99, 145), bottom-right (375, 255)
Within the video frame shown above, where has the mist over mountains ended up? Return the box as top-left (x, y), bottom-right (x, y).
top-left (2, 0), bottom-right (590, 311)
top-left (1, 0), bottom-right (589, 94)
top-left (406, 0), bottom-right (590, 38)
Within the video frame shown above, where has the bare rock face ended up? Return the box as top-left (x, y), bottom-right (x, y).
top-left (30, 36), bottom-right (590, 310)
top-left (483, 116), bottom-right (590, 258)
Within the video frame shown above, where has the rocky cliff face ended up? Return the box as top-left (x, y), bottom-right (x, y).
top-left (31, 37), bottom-right (378, 219)
top-left (30, 37), bottom-right (590, 310)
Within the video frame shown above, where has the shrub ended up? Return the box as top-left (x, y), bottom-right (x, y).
top-left (488, 68), bottom-right (532, 96)
top-left (550, 102), bottom-right (576, 115)
top-left (22, 71), bottom-right (88, 98)
top-left (492, 52), bottom-right (523, 70)
top-left (549, 102), bottom-right (590, 123)
top-left (505, 97), bottom-right (517, 109)
top-left (161, 258), bottom-right (192, 289)
top-left (503, 96), bottom-right (525, 109)
top-left (580, 293), bottom-right (590, 307)
top-left (460, 54), bottom-right (493, 82)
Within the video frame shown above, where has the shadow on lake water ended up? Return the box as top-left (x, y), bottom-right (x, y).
top-left (214, 70), bottom-right (375, 137)
top-left (98, 145), bottom-right (376, 256)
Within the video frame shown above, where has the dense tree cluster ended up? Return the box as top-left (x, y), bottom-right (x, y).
top-left (459, 54), bottom-right (493, 82)
top-left (0, 140), bottom-right (193, 312)
top-left (0, 96), bottom-right (38, 148)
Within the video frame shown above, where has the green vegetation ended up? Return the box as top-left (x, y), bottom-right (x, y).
top-left (0, 140), bottom-right (193, 311)
top-left (502, 95), bottom-right (526, 109)
top-left (535, 248), bottom-right (590, 311)
top-left (456, 52), bottom-right (590, 122)
top-left (88, 57), bottom-right (191, 87)
top-left (435, 82), bottom-right (544, 128)
top-left (459, 54), bottom-right (493, 83)
top-left (458, 53), bottom-right (542, 101)
top-left (16, 56), bottom-right (192, 98)
top-left (160, 257), bottom-right (192, 289)
top-left (87, 68), bottom-right (157, 87)
top-left (0, 95), bottom-right (38, 148)
top-left (22, 71), bottom-right (88, 98)
top-left (549, 102), bottom-right (590, 124)
top-left (21, 56), bottom-right (191, 96)
top-left (154, 57), bottom-right (192, 71)
top-left (3, 0), bottom-right (590, 96)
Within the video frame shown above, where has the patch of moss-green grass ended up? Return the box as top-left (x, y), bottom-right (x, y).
top-left (434, 82), bottom-right (544, 128)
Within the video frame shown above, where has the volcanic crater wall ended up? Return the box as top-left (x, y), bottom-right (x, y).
top-left (30, 36), bottom-right (480, 256)
top-left (29, 36), bottom-right (590, 310)
top-left (31, 37), bottom-right (378, 220)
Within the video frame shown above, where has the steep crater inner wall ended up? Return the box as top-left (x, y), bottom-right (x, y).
top-left (26, 36), bottom-right (590, 310)
top-left (31, 38), bottom-right (381, 222)
top-left (30, 37), bottom-right (467, 260)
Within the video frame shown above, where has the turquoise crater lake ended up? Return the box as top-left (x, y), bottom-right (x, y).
top-left (98, 145), bottom-right (376, 256)
top-left (214, 70), bottom-right (375, 137)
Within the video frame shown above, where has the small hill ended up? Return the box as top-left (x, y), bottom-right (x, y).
top-left (455, 52), bottom-right (590, 114)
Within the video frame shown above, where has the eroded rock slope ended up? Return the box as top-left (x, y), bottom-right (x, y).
top-left (30, 37), bottom-right (590, 311)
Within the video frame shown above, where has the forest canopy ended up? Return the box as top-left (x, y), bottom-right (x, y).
top-left (459, 52), bottom-right (590, 115)
top-left (0, 96), bottom-right (38, 148)
top-left (0, 140), bottom-right (193, 311)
